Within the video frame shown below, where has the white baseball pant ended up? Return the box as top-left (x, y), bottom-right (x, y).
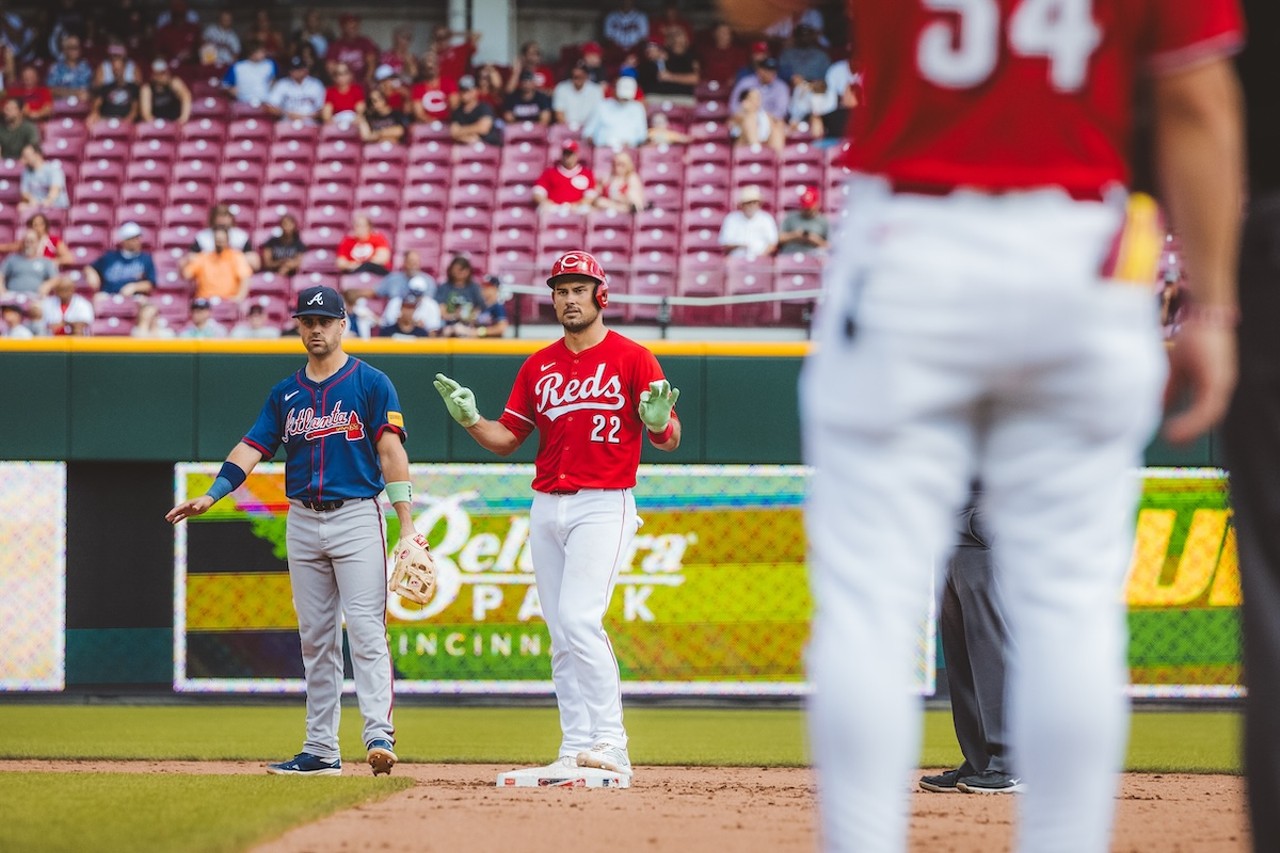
top-left (529, 489), bottom-right (639, 758)
top-left (286, 498), bottom-right (395, 760)
top-left (802, 178), bottom-right (1166, 853)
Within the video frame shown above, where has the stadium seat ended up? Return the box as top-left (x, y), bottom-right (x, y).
top-left (45, 116), bottom-right (89, 144)
top-left (87, 117), bottom-right (133, 140)
top-left (404, 159), bottom-right (451, 190)
top-left (444, 205), bottom-right (490, 234)
top-left (340, 271), bottom-right (381, 294)
top-left (125, 158), bottom-right (169, 183)
top-left (304, 204), bottom-right (350, 229)
top-left (409, 121), bottom-right (451, 144)
top-left (216, 180), bottom-right (261, 211)
top-left (316, 138), bottom-right (361, 165)
top-left (260, 181), bottom-right (308, 210)
top-left (364, 204), bottom-right (399, 235)
top-left (66, 222), bottom-right (111, 253)
top-left (159, 224), bottom-right (198, 249)
top-left (188, 96), bottom-right (230, 120)
top-left (675, 257), bottom-right (728, 325)
top-left (733, 143), bottom-right (777, 169)
top-left (130, 137), bottom-right (177, 163)
top-left (689, 120), bottom-right (732, 143)
top-left (681, 223), bottom-right (721, 255)
top-left (91, 316), bottom-right (133, 337)
top-left (265, 160), bottom-right (308, 184)
top-left (501, 139), bottom-right (548, 167)
top-left (442, 227), bottom-right (489, 261)
top-left (306, 181), bottom-right (351, 208)
top-left (639, 157), bottom-right (680, 185)
top-left (354, 182), bottom-right (401, 209)
top-left (68, 202), bottom-right (113, 228)
top-left (114, 202), bottom-right (161, 232)
top-left (725, 256), bottom-right (776, 324)
top-left (310, 159), bottom-right (357, 186)
top-left (494, 183), bottom-right (535, 210)
top-left (492, 205), bottom-right (539, 232)
top-left (300, 226), bottom-right (342, 251)
top-left (395, 227), bottom-right (443, 263)
top-left (244, 292), bottom-right (291, 322)
top-left (773, 251), bottom-right (825, 322)
top-left (587, 207), bottom-right (634, 233)
top-left (51, 95), bottom-right (91, 119)
top-left (357, 160), bottom-right (407, 186)
top-left (226, 117), bottom-right (273, 144)
top-left (502, 121), bottom-right (547, 146)
top-left (537, 225), bottom-right (584, 261)
top-left (447, 182), bottom-right (496, 210)
top-left (407, 139), bottom-right (450, 166)
top-left (363, 140), bottom-right (408, 165)
top-left (297, 249), bottom-right (338, 275)
top-left (134, 119), bottom-right (181, 142)
top-left (171, 159), bottom-right (218, 185)
top-left (319, 120), bottom-right (361, 141)
top-left (220, 139), bottom-right (267, 168)
top-left (274, 120), bottom-right (319, 144)
top-left (176, 138), bottom-right (220, 163)
top-left (247, 272), bottom-right (291, 298)
top-left (626, 263), bottom-right (675, 323)
top-left (71, 178), bottom-right (119, 206)
top-left (268, 138), bottom-right (316, 166)
top-left (585, 226), bottom-right (631, 255)
top-left (633, 224), bottom-right (679, 257)
top-left (120, 180), bottom-right (167, 208)
top-left (692, 98), bottom-right (730, 122)
top-left (180, 118), bottom-right (228, 145)
top-left (45, 135), bottom-right (85, 161)
top-left (82, 134), bottom-right (129, 161)
top-left (498, 159), bottom-right (541, 187)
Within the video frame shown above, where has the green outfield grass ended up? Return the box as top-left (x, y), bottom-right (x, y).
top-left (0, 705), bottom-right (1242, 772)
top-left (0, 773), bottom-right (412, 853)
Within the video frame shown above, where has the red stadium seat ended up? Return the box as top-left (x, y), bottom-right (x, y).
top-left (354, 182), bottom-right (401, 209)
top-left (226, 117), bottom-right (273, 144)
top-left (304, 204), bottom-right (350, 229)
top-left (264, 160), bottom-right (308, 184)
top-left (681, 223), bottom-right (722, 255)
top-left (635, 207), bottom-right (680, 237)
top-left (319, 121), bottom-right (361, 142)
top-left (310, 159), bottom-right (357, 186)
top-left (725, 256), bottom-right (776, 324)
top-left (502, 121), bottom-right (548, 146)
top-left (447, 182), bottom-right (496, 210)
top-left (247, 272), bottom-right (291, 298)
top-left (340, 271), bottom-right (381, 294)
top-left (51, 95), bottom-right (91, 120)
top-left (626, 264), bottom-right (675, 323)
top-left (395, 227), bottom-right (443, 263)
top-left (363, 140), bottom-right (408, 165)
top-left (692, 98), bottom-right (730, 122)
top-left (494, 183), bottom-right (535, 210)
top-left (404, 159), bottom-right (451, 189)
top-left (130, 137), bottom-right (177, 162)
top-left (492, 205), bottom-right (539, 232)
top-left (162, 203), bottom-right (208, 230)
top-left (135, 119), bottom-right (181, 141)
top-left (95, 294), bottom-right (141, 320)
top-left (316, 138), bottom-right (361, 164)
top-left (451, 159), bottom-right (499, 188)
top-left (159, 224), bottom-right (198, 249)
top-left (121, 180), bottom-right (167, 207)
top-left (65, 222), bottom-right (111, 253)
top-left (91, 316), bottom-right (133, 337)
top-left (300, 226), bottom-right (342, 251)
top-left (176, 138), bottom-right (220, 163)
top-left (409, 121), bottom-right (450, 144)
top-left (171, 159), bottom-right (218, 185)
top-left (114, 203), bottom-right (161, 232)
top-left (501, 139), bottom-right (548, 167)
top-left (442, 226), bottom-right (489, 261)
top-left (260, 181), bottom-right (308, 210)
top-left (689, 120), bottom-right (732, 143)
top-left (498, 159), bottom-right (541, 187)
top-left (267, 138), bottom-right (316, 165)
top-left (216, 180), bottom-right (261, 211)
top-left (69, 202), bottom-right (114, 227)
top-left (363, 204), bottom-right (399, 235)
top-left (222, 137), bottom-right (269, 164)
top-left (357, 160), bottom-right (407, 186)
top-left (217, 159), bottom-right (265, 187)
top-left (275, 120), bottom-right (319, 145)
top-left (293, 271), bottom-right (341, 294)
top-left (297, 249), bottom-right (338, 275)
top-left (585, 226), bottom-right (631, 255)
top-left (188, 96), bottom-right (230, 120)
top-left (675, 256), bottom-right (728, 325)
top-left (773, 250), bottom-right (825, 322)
top-left (71, 178), bottom-right (119, 206)
top-left (306, 181), bottom-right (351, 208)
top-left (87, 117), bottom-right (133, 140)
top-left (124, 158), bottom-right (170, 183)
top-left (45, 135), bottom-right (85, 161)
top-left (444, 205), bottom-right (490, 234)
top-left (407, 139), bottom-right (450, 166)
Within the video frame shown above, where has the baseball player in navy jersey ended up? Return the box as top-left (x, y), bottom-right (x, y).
top-left (723, 0), bottom-right (1244, 850)
top-left (167, 285), bottom-right (419, 777)
top-left (434, 250), bottom-right (681, 784)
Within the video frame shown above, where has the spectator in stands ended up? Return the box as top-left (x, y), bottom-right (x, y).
top-left (458, 275), bottom-right (509, 338)
top-left (474, 63), bottom-right (504, 110)
top-left (730, 87), bottom-right (785, 155)
top-left (130, 301), bottom-right (175, 338)
top-left (730, 57), bottom-right (789, 122)
top-left (154, 0), bottom-right (201, 65)
top-left (379, 273), bottom-right (443, 334)
top-left (19, 145), bottom-right (69, 213)
top-left (201, 8), bottom-right (240, 68)
top-left (140, 59), bottom-right (191, 123)
top-left (372, 64), bottom-right (408, 112)
top-left (42, 275), bottom-right (93, 335)
top-left (292, 9), bottom-right (332, 61)
top-left (651, 1), bottom-right (695, 46)
top-left (597, 150), bottom-right (646, 213)
top-left (180, 297), bottom-right (227, 338)
top-left (778, 24), bottom-right (830, 85)
top-left (47, 35), bottom-right (92, 100)
top-left (265, 55), bottom-right (326, 123)
top-left (294, 41), bottom-right (331, 87)
top-left (336, 212), bottom-right (392, 276)
top-left (93, 42), bottom-right (139, 88)
top-left (449, 75), bottom-right (500, 146)
top-left (378, 249), bottom-right (435, 300)
top-left (358, 88), bottom-right (407, 143)
top-left (183, 226), bottom-right (252, 302)
top-left (223, 41), bottom-right (277, 108)
top-left (579, 42), bottom-right (607, 84)
top-left (435, 255), bottom-right (484, 332)
top-left (192, 203), bottom-right (253, 259)
top-left (815, 56), bottom-right (860, 141)
top-left (85, 221), bottom-right (156, 298)
top-left (533, 139), bottom-right (598, 214)
top-left (1, 213), bottom-right (74, 266)
top-left (553, 61), bottom-right (604, 132)
top-left (1, 302), bottom-right (35, 338)
top-left (88, 53), bottom-right (141, 124)
top-left (697, 23), bottom-right (748, 88)
top-left (777, 186), bottom-right (829, 255)
top-left (433, 25), bottom-right (480, 83)
top-left (410, 53), bottom-right (457, 124)
top-left (503, 71), bottom-right (552, 126)
top-left (647, 112), bottom-right (691, 146)
top-left (639, 29), bottom-right (700, 102)
top-left (718, 185), bottom-right (778, 261)
top-left (341, 291), bottom-right (376, 338)
top-left (260, 213), bottom-right (307, 276)
top-left (321, 62), bottom-right (365, 126)
top-left (8, 66), bottom-right (52, 121)
top-left (764, 2), bottom-right (826, 45)
top-left (46, 0), bottom-right (86, 64)
top-left (505, 40), bottom-right (554, 94)
top-left (585, 76), bottom-right (647, 150)
top-left (0, 230), bottom-right (59, 295)
top-left (108, 3), bottom-right (151, 62)
top-left (0, 99), bottom-right (39, 159)
top-left (379, 26), bottom-right (419, 82)
top-left (248, 10), bottom-right (285, 59)
top-left (378, 293), bottom-right (435, 339)
top-left (231, 303), bottom-right (282, 339)
top-left (327, 14), bottom-right (378, 86)
top-left (604, 0), bottom-right (650, 53)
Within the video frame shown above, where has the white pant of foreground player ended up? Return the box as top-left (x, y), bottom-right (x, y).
top-left (802, 178), bottom-right (1166, 853)
top-left (529, 489), bottom-right (639, 760)
top-left (286, 499), bottom-right (396, 760)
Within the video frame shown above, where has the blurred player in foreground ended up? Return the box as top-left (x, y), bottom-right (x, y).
top-left (720, 0), bottom-right (1245, 850)
top-left (434, 251), bottom-right (680, 787)
top-left (1223, 1), bottom-right (1279, 849)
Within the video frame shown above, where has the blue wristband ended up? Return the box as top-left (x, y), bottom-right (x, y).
top-left (206, 461), bottom-right (247, 503)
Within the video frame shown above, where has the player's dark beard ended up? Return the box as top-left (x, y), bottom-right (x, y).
top-left (560, 308), bottom-right (595, 333)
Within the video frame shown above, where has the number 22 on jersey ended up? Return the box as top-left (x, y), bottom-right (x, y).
top-left (590, 414), bottom-right (622, 444)
top-left (917, 0), bottom-right (1102, 92)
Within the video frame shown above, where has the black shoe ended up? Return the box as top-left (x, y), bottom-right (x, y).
top-left (919, 767), bottom-right (965, 793)
top-left (957, 769), bottom-right (1025, 793)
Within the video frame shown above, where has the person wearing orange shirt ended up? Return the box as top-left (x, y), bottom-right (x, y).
top-left (182, 226), bottom-right (252, 301)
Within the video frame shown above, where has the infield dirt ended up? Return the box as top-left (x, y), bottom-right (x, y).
top-left (0, 761), bottom-right (1247, 852)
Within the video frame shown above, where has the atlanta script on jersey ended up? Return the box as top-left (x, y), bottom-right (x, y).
top-left (499, 330), bottom-right (676, 493)
top-left (244, 357), bottom-right (406, 501)
top-left (847, 0), bottom-right (1244, 194)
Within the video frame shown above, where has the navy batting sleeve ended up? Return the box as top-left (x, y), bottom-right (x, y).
top-left (243, 392), bottom-right (283, 459)
top-left (367, 370), bottom-right (407, 443)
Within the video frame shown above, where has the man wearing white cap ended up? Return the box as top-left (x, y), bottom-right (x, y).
top-left (584, 76), bottom-right (648, 150)
top-left (85, 222), bottom-right (156, 299)
top-left (718, 185), bottom-right (778, 260)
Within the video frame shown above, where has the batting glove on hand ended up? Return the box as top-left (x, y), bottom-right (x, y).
top-left (433, 373), bottom-right (481, 427)
top-left (638, 380), bottom-right (679, 433)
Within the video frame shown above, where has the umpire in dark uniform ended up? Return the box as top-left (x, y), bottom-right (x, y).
top-left (920, 487), bottom-right (1022, 794)
top-left (1224, 3), bottom-right (1279, 849)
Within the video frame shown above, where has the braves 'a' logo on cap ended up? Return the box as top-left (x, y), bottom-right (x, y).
top-left (307, 292), bottom-right (325, 306)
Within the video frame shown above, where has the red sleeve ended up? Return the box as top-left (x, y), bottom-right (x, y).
top-left (496, 358), bottom-right (538, 443)
top-left (336, 236), bottom-right (356, 262)
top-left (534, 167), bottom-right (553, 193)
top-left (372, 233), bottom-right (391, 252)
top-left (583, 168), bottom-right (597, 190)
top-left (1148, 0), bottom-right (1244, 74)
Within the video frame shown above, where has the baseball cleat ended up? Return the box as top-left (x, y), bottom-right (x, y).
top-left (576, 742), bottom-right (633, 777)
top-left (266, 752), bottom-right (342, 776)
top-left (366, 739), bottom-right (398, 776)
top-left (956, 770), bottom-right (1025, 794)
top-left (918, 767), bottom-right (967, 793)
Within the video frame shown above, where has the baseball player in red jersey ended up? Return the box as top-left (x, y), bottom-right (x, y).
top-left (434, 250), bottom-right (681, 782)
top-left (721, 0), bottom-right (1245, 850)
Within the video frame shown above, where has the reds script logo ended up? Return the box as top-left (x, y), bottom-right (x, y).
top-left (284, 401), bottom-right (366, 442)
top-left (535, 364), bottom-right (625, 421)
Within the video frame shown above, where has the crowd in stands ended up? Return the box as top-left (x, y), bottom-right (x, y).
top-left (0, 1), bottom-right (1186, 339)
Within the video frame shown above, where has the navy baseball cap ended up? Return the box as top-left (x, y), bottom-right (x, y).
top-left (292, 286), bottom-right (346, 318)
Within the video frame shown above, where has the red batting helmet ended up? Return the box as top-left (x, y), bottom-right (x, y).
top-left (546, 250), bottom-right (609, 309)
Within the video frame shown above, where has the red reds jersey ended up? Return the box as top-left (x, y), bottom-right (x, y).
top-left (846, 0), bottom-right (1244, 194)
top-left (324, 84), bottom-right (365, 114)
top-left (337, 232), bottom-right (390, 264)
top-left (534, 164), bottom-right (597, 205)
top-left (411, 79), bottom-right (457, 121)
top-left (499, 330), bottom-right (676, 493)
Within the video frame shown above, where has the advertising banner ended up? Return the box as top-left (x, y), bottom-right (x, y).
top-left (0, 462), bottom-right (65, 691)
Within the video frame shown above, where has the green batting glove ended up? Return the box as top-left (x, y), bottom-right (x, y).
top-left (433, 373), bottom-right (481, 428)
top-left (638, 380), bottom-right (679, 433)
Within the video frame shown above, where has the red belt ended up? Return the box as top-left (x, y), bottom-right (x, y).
top-left (888, 180), bottom-right (1107, 203)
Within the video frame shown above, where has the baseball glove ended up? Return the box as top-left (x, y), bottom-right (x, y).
top-left (388, 533), bottom-right (436, 605)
